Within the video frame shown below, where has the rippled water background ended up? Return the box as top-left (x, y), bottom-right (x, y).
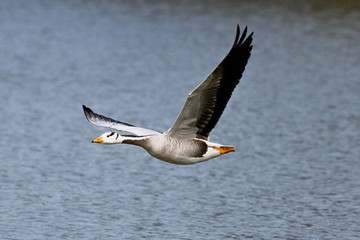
top-left (1, 0), bottom-right (359, 239)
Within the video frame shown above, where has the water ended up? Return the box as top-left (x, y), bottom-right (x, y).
top-left (1, 0), bottom-right (359, 239)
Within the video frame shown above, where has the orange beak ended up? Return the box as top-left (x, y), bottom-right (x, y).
top-left (212, 146), bottom-right (236, 155)
top-left (92, 136), bottom-right (103, 143)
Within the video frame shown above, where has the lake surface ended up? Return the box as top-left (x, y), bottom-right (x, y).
top-left (0, 0), bottom-right (359, 239)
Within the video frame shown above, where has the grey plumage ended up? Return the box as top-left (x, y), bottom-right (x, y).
top-left (83, 25), bottom-right (253, 165)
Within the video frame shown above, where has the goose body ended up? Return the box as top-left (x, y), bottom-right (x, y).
top-left (83, 25), bottom-right (253, 165)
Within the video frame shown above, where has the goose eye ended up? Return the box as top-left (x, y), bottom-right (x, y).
top-left (107, 132), bottom-right (115, 137)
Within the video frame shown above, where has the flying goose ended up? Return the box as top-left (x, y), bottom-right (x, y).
top-left (83, 25), bottom-right (253, 165)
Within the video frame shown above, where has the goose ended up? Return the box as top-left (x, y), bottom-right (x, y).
top-left (83, 25), bottom-right (253, 165)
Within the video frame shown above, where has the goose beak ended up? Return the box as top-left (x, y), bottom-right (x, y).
top-left (92, 136), bottom-right (103, 143)
top-left (212, 146), bottom-right (235, 155)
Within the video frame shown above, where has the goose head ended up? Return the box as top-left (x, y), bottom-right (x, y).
top-left (92, 132), bottom-right (122, 144)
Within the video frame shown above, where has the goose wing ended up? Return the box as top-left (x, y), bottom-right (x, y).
top-left (166, 25), bottom-right (253, 140)
top-left (82, 105), bottom-right (161, 136)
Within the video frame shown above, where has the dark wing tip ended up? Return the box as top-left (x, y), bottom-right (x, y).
top-left (82, 105), bottom-right (92, 121)
top-left (82, 104), bottom-right (88, 113)
top-left (82, 105), bottom-right (136, 127)
top-left (233, 25), bottom-right (241, 47)
top-left (82, 105), bottom-right (102, 125)
top-left (82, 105), bottom-right (90, 114)
top-left (233, 25), bottom-right (254, 49)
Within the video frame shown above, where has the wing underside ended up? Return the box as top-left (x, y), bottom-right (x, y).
top-left (82, 105), bottom-right (161, 136)
top-left (166, 25), bottom-right (253, 140)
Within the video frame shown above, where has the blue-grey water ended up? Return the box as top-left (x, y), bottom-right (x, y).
top-left (1, 0), bottom-right (359, 239)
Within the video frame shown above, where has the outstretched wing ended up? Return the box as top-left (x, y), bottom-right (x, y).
top-left (82, 105), bottom-right (161, 136)
top-left (166, 25), bottom-right (253, 140)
